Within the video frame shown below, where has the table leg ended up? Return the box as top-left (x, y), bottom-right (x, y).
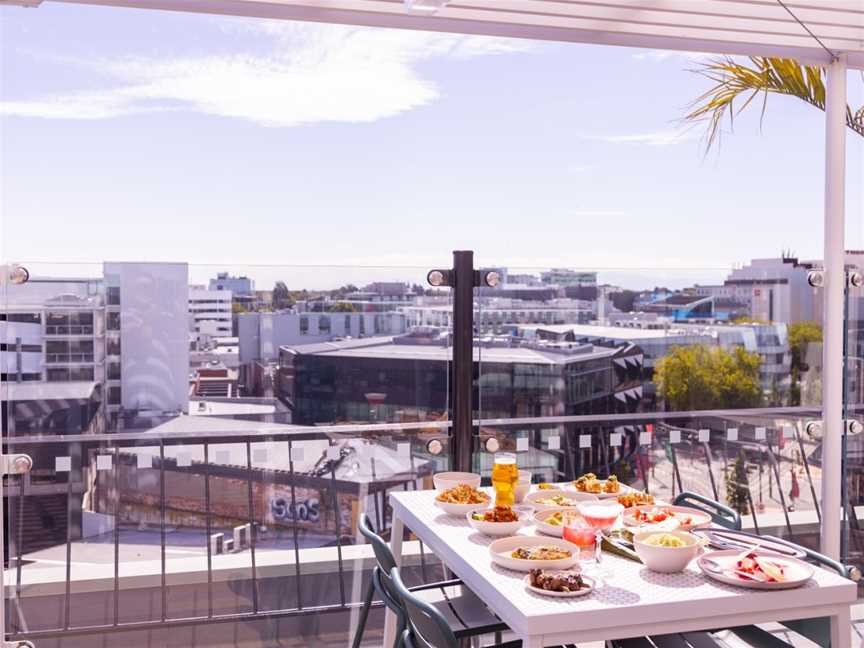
top-left (831, 605), bottom-right (852, 648)
top-left (382, 515), bottom-right (405, 648)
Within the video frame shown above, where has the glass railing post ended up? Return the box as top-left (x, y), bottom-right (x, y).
top-left (451, 250), bottom-right (474, 473)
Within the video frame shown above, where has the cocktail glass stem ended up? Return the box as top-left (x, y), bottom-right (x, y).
top-left (594, 530), bottom-right (603, 564)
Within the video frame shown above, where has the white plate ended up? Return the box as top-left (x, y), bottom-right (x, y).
top-left (623, 505), bottom-right (712, 531)
top-left (488, 536), bottom-right (580, 572)
top-left (570, 480), bottom-right (637, 500)
top-left (698, 550), bottom-right (814, 590)
top-left (467, 508), bottom-right (529, 536)
top-left (533, 509), bottom-right (584, 537)
top-left (435, 496), bottom-right (491, 517)
top-left (525, 490), bottom-right (598, 510)
top-left (524, 573), bottom-right (595, 598)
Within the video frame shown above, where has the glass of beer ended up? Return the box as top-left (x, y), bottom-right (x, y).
top-left (492, 452), bottom-right (518, 507)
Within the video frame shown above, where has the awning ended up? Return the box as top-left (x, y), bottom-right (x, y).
top-left (36, 0), bottom-right (864, 69)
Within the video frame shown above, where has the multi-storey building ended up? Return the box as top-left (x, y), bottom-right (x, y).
top-left (401, 298), bottom-right (595, 332)
top-left (237, 310), bottom-right (409, 364)
top-left (277, 332), bottom-right (644, 424)
top-left (2, 263), bottom-right (190, 431)
top-left (540, 269), bottom-right (598, 287)
top-left (189, 285), bottom-right (233, 341)
top-left (523, 320), bottom-right (792, 405)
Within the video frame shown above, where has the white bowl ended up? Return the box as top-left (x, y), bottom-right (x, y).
top-left (514, 472), bottom-right (532, 503)
top-left (488, 535), bottom-right (580, 572)
top-left (633, 530), bottom-right (701, 573)
top-left (433, 472), bottom-right (482, 491)
top-left (466, 508), bottom-right (528, 536)
top-left (435, 495), bottom-right (491, 517)
top-left (525, 489), bottom-right (598, 510)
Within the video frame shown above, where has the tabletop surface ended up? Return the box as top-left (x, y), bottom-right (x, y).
top-left (389, 489), bottom-right (858, 637)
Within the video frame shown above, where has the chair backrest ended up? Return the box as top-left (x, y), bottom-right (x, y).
top-left (358, 513), bottom-right (397, 572)
top-left (673, 491), bottom-right (742, 530)
top-left (358, 514), bottom-right (404, 614)
top-left (390, 567), bottom-right (458, 648)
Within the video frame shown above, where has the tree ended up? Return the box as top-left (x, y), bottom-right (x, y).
top-left (725, 456), bottom-right (750, 516)
top-left (685, 57), bottom-right (864, 152)
top-left (609, 289), bottom-right (638, 313)
top-left (231, 302), bottom-right (247, 314)
top-left (655, 344), bottom-right (762, 411)
top-left (788, 321), bottom-right (822, 406)
top-left (272, 281), bottom-right (294, 310)
top-left (327, 302), bottom-right (357, 313)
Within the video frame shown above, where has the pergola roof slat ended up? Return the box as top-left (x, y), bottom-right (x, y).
top-left (23, 0), bottom-right (864, 67)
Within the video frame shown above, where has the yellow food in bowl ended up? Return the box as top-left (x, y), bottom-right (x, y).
top-left (642, 533), bottom-right (687, 547)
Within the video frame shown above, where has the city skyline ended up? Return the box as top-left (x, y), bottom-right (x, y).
top-left (1, 3), bottom-right (862, 282)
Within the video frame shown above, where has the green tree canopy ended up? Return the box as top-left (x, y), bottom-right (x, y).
top-left (788, 321), bottom-right (822, 370)
top-left (327, 302), bottom-right (358, 313)
top-left (655, 344), bottom-right (762, 411)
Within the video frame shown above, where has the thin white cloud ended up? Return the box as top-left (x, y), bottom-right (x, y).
top-left (582, 128), bottom-right (698, 147)
top-left (632, 50), bottom-right (710, 63)
top-left (1, 22), bottom-right (532, 126)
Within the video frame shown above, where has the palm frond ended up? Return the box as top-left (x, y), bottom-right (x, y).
top-left (685, 56), bottom-right (864, 152)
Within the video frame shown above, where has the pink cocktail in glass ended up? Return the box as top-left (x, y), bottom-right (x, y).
top-left (562, 517), bottom-right (596, 560)
top-left (578, 501), bottom-right (624, 571)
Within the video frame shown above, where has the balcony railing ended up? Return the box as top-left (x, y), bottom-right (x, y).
top-left (3, 406), bottom-right (858, 646)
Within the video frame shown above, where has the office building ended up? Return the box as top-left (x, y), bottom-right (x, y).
top-left (277, 332), bottom-right (644, 424)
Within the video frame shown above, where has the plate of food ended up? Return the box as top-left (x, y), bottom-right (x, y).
top-left (616, 490), bottom-right (655, 508)
top-left (623, 505), bottom-right (712, 531)
top-left (525, 489), bottom-right (597, 510)
top-left (698, 549), bottom-right (814, 590)
top-left (525, 569), bottom-right (594, 598)
top-left (467, 506), bottom-right (528, 536)
top-left (435, 484), bottom-right (491, 516)
top-left (534, 509), bottom-right (585, 537)
top-left (488, 536), bottom-right (580, 572)
top-left (572, 473), bottom-right (635, 499)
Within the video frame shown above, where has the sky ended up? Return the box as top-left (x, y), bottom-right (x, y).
top-left (0, 3), bottom-right (862, 290)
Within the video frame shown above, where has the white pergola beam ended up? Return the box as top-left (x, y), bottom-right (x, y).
top-left (18, 0), bottom-right (863, 69)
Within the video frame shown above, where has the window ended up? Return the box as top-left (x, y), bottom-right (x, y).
top-left (107, 362), bottom-right (121, 380)
top-left (107, 337), bottom-right (121, 355)
top-left (108, 387), bottom-right (122, 405)
top-left (2, 313), bottom-right (40, 324)
top-left (300, 316), bottom-right (309, 335)
top-left (319, 316), bottom-right (331, 334)
top-left (345, 315), bottom-right (351, 332)
top-left (0, 343), bottom-right (41, 353)
top-left (0, 372), bottom-right (41, 381)
top-left (107, 312), bottom-right (121, 331)
top-left (107, 286), bottom-right (120, 306)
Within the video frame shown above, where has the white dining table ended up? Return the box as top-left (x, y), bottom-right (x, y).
top-left (384, 489), bottom-right (856, 648)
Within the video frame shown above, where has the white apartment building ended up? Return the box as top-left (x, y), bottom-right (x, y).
top-left (695, 258), bottom-right (818, 324)
top-left (237, 311), bottom-right (408, 363)
top-left (2, 263), bottom-right (190, 433)
top-left (189, 286), bottom-right (233, 340)
top-left (402, 298), bottom-right (595, 332)
top-left (540, 269), bottom-right (598, 287)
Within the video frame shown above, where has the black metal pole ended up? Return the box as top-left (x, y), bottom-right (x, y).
top-left (451, 250), bottom-right (474, 473)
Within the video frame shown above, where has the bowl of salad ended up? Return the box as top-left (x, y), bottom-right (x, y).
top-left (633, 530), bottom-right (701, 572)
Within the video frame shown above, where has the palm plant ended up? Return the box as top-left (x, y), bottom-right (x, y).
top-left (685, 56), bottom-right (864, 151)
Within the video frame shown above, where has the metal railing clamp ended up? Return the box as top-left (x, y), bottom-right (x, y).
top-left (0, 454), bottom-right (32, 476)
top-left (805, 421), bottom-right (823, 436)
